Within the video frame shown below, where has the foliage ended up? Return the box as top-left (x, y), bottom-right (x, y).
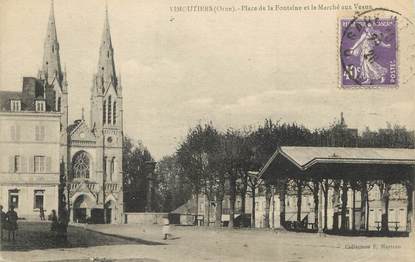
top-left (123, 136), bottom-right (153, 212)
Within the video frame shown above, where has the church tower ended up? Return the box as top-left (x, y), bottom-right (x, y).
top-left (38, 1), bottom-right (69, 212)
top-left (39, 0), bottom-right (68, 140)
top-left (90, 5), bottom-right (124, 222)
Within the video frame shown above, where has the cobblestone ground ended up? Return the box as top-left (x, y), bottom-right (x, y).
top-left (0, 222), bottom-right (414, 262)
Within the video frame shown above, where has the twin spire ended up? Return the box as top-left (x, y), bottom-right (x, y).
top-left (97, 3), bottom-right (118, 89)
top-left (42, 1), bottom-right (118, 90)
top-left (42, 0), bottom-right (62, 87)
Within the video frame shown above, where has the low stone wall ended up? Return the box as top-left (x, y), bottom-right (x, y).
top-left (124, 212), bottom-right (168, 225)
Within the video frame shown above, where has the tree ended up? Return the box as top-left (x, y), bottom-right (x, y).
top-left (123, 136), bottom-right (153, 212)
top-left (177, 123), bottom-right (220, 224)
top-left (156, 154), bottom-right (192, 212)
top-left (220, 129), bottom-right (244, 228)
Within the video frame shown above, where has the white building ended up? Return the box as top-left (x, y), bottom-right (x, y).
top-left (0, 108), bottom-right (60, 220)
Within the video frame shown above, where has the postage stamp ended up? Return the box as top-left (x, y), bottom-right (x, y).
top-left (339, 17), bottom-right (398, 88)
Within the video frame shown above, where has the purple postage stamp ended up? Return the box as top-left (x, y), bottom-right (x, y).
top-left (340, 17), bottom-right (397, 87)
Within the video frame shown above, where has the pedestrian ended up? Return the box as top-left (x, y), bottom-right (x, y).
top-left (162, 215), bottom-right (171, 240)
top-left (50, 209), bottom-right (58, 232)
top-left (0, 205), bottom-right (6, 241)
top-left (6, 206), bottom-right (18, 241)
top-left (39, 207), bottom-right (46, 221)
top-left (57, 207), bottom-right (69, 241)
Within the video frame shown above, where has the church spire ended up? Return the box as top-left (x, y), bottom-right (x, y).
top-left (97, 3), bottom-right (117, 90)
top-left (42, 0), bottom-right (63, 87)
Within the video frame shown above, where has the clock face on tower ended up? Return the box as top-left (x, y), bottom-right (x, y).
top-left (107, 136), bottom-right (113, 143)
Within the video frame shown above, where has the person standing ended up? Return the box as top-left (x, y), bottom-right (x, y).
top-left (57, 207), bottom-right (69, 241)
top-left (50, 209), bottom-right (58, 233)
top-left (162, 215), bottom-right (171, 240)
top-left (6, 206), bottom-right (18, 241)
top-left (39, 207), bottom-right (46, 221)
top-left (0, 205), bottom-right (6, 240)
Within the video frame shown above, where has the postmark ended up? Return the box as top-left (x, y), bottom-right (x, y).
top-left (340, 15), bottom-right (398, 87)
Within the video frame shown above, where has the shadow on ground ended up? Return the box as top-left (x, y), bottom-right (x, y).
top-left (0, 222), bottom-right (165, 252)
top-left (43, 259), bottom-right (159, 262)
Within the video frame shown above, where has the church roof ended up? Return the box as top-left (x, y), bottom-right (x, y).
top-left (171, 199), bottom-right (198, 215)
top-left (0, 91), bottom-right (22, 111)
top-left (69, 119), bottom-right (96, 142)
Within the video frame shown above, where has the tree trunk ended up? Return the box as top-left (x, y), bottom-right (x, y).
top-left (279, 179), bottom-right (286, 228)
top-left (240, 176), bottom-right (248, 216)
top-left (215, 199), bottom-right (223, 227)
top-left (271, 186), bottom-right (275, 228)
top-left (323, 179), bottom-right (329, 230)
top-left (251, 184), bottom-right (256, 228)
top-left (340, 180), bottom-right (348, 231)
top-left (228, 174), bottom-right (236, 228)
top-left (360, 182), bottom-right (367, 231)
top-left (332, 180), bottom-right (341, 230)
top-left (313, 181), bottom-right (319, 229)
top-left (196, 193), bottom-right (200, 226)
top-left (296, 180), bottom-right (303, 224)
top-left (406, 183), bottom-right (414, 232)
top-left (352, 187), bottom-right (356, 231)
top-left (264, 184), bottom-right (272, 228)
top-left (206, 197), bottom-right (211, 226)
top-left (380, 182), bottom-right (390, 232)
top-left (366, 194), bottom-right (370, 231)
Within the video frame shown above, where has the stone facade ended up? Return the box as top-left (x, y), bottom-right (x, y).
top-left (0, 2), bottom-right (124, 223)
top-left (0, 111), bottom-right (61, 220)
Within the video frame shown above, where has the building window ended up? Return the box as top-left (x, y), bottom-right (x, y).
top-left (72, 151), bottom-right (90, 179)
top-left (103, 100), bottom-right (107, 124)
top-left (113, 101), bottom-right (116, 124)
top-left (36, 100), bottom-right (45, 112)
top-left (34, 156), bottom-right (46, 173)
top-left (34, 190), bottom-right (44, 209)
top-left (103, 156), bottom-right (107, 180)
top-left (35, 126), bottom-right (46, 141)
top-left (14, 155), bottom-right (21, 173)
top-left (10, 125), bottom-right (20, 141)
top-left (107, 96), bottom-right (112, 124)
top-left (8, 190), bottom-right (19, 209)
top-left (10, 100), bottom-right (21, 112)
top-left (57, 97), bottom-right (61, 112)
top-left (110, 157), bottom-right (115, 181)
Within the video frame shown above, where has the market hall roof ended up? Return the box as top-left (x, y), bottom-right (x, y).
top-left (259, 146), bottom-right (415, 178)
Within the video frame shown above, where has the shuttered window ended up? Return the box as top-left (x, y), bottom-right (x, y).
top-left (10, 125), bottom-right (20, 141)
top-left (14, 155), bottom-right (21, 173)
top-left (34, 156), bottom-right (46, 173)
top-left (35, 126), bottom-right (46, 141)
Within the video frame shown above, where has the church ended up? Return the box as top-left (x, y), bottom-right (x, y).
top-left (0, 2), bottom-right (124, 224)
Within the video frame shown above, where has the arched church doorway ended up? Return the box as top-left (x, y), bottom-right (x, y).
top-left (105, 200), bottom-right (116, 224)
top-left (73, 194), bottom-right (95, 223)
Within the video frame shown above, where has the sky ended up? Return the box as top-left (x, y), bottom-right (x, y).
top-left (1, 0), bottom-right (414, 160)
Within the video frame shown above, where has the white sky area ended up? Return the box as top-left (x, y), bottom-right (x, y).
top-left (1, 0), bottom-right (414, 160)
